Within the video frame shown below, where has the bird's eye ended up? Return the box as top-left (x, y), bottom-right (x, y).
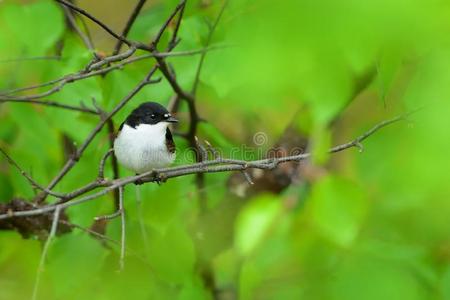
top-left (150, 114), bottom-right (156, 119)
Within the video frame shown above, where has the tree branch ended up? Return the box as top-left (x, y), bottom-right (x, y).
top-left (55, 0), bottom-right (157, 52)
top-left (0, 148), bottom-right (65, 198)
top-left (191, 0), bottom-right (228, 95)
top-left (113, 0), bottom-right (147, 55)
top-left (31, 206), bottom-right (61, 300)
top-left (0, 111), bottom-right (414, 221)
top-left (0, 56), bottom-right (61, 63)
top-left (56, 0), bottom-right (132, 48)
top-left (0, 45), bottom-right (228, 99)
top-left (61, 4), bottom-right (96, 53)
top-left (151, 0), bottom-right (186, 48)
top-left (118, 186), bottom-right (126, 271)
top-left (0, 98), bottom-right (99, 114)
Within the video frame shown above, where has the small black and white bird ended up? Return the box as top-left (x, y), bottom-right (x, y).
top-left (114, 102), bottom-right (178, 174)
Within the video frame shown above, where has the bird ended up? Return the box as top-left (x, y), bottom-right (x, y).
top-left (113, 102), bottom-right (178, 175)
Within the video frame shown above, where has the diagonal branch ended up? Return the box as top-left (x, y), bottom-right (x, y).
top-left (55, 0), bottom-right (132, 47)
top-left (113, 0), bottom-right (147, 55)
top-left (152, 0), bottom-right (186, 48)
top-left (191, 0), bottom-right (228, 96)
top-left (31, 205), bottom-right (61, 300)
top-left (62, 4), bottom-right (96, 53)
top-left (0, 45), bottom-right (228, 99)
top-left (1, 98), bottom-right (99, 114)
top-left (0, 148), bottom-right (65, 198)
top-left (55, 0), bottom-right (153, 52)
top-left (0, 56), bottom-right (61, 63)
top-left (118, 186), bottom-right (126, 271)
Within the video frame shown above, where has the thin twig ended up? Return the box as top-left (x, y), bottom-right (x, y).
top-left (191, 0), bottom-right (228, 95)
top-left (329, 114), bottom-right (408, 153)
top-left (56, 0), bottom-right (155, 52)
top-left (135, 185), bottom-right (150, 258)
top-left (0, 148), bottom-right (65, 198)
top-left (98, 149), bottom-right (114, 179)
top-left (113, 0), bottom-right (147, 55)
top-left (0, 45), bottom-right (229, 98)
top-left (168, 0), bottom-right (186, 48)
top-left (31, 206), bottom-right (61, 300)
top-left (1, 98), bottom-right (99, 114)
top-left (118, 186), bottom-right (126, 271)
top-left (204, 140), bottom-right (221, 160)
top-left (56, 0), bottom-right (132, 47)
top-left (106, 119), bottom-right (121, 210)
top-left (195, 136), bottom-right (209, 162)
top-left (94, 209), bottom-right (122, 221)
top-left (87, 47), bottom-right (136, 72)
top-left (59, 219), bottom-right (117, 244)
top-left (62, 5), bottom-right (96, 53)
top-left (151, 0), bottom-right (186, 48)
top-left (58, 219), bottom-right (150, 266)
top-left (241, 170), bottom-right (254, 185)
top-left (0, 56), bottom-right (61, 63)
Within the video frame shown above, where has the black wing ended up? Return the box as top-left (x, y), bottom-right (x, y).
top-left (165, 127), bottom-right (176, 153)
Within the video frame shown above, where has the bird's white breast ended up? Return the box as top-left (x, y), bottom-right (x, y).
top-left (113, 123), bottom-right (175, 174)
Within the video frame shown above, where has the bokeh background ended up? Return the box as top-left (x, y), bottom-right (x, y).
top-left (1, 0), bottom-right (450, 299)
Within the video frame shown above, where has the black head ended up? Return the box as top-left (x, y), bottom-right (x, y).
top-left (123, 102), bottom-right (178, 128)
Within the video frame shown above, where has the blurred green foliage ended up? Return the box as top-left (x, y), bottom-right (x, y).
top-left (1, 0), bottom-right (450, 299)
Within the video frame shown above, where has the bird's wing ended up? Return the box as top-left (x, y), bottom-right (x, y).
top-left (165, 127), bottom-right (176, 153)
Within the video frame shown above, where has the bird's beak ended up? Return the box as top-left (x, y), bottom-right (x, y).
top-left (166, 116), bottom-right (178, 123)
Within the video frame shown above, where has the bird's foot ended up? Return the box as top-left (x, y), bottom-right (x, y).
top-left (134, 172), bottom-right (166, 185)
top-left (154, 172), bottom-right (167, 185)
top-left (134, 175), bottom-right (144, 185)
top-left (134, 179), bottom-right (144, 185)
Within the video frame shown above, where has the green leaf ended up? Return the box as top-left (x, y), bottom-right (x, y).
top-left (139, 178), bottom-right (193, 233)
top-left (178, 277), bottom-right (211, 300)
top-left (442, 266), bottom-right (450, 300)
top-left (329, 256), bottom-right (429, 300)
top-left (6, 105), bottom-right (62, 197)
top-left (238, 260), bottom-right (263, 300)
top-left (212, 249), bottom-right (240, 289)
top-left (46, 233), bottom-right (107, 298)
top-left (1, 1), bottom-right (64, 56)
top-left (128, 4), bottom-right (167, 44)
top-left (234, 195), bottom-right (282, 256)
top-left (311, 125), bottom-right (331, 165)
top-left (148, 223), bottom-right (196, 284)
top-left (308, 175), bottom-right (367, 247)
top-left (0, 232), bottom-right (40, 299)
